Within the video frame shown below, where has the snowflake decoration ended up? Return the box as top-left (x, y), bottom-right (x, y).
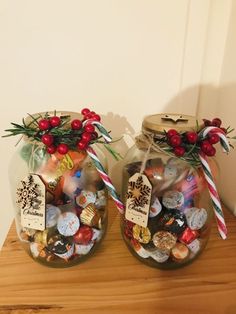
top-left (16, 175), bottom-right (42, 210)
top-left (127, 176), bottom-right (151, 208)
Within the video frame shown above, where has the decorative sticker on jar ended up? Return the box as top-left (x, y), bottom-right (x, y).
top-left (125, 173), bottom-right (152, 228)
top-left (16, 174), bottom-right (46, 231)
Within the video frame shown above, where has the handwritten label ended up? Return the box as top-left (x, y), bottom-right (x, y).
top-left (16, 174), bottom-right (46, 231)
top-left (125, 173), bottom-right (152, 228)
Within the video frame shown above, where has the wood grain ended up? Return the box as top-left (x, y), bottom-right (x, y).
top-left (0, 200), bottom-right (236, 314)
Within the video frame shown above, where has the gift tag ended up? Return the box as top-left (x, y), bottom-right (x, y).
top-left (125, 173), bottom-right (152, 227)
top-left (16, 174), bottom-right (46, 231)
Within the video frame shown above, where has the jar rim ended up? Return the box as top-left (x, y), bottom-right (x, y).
top-left (142, 113), bottom-right (201, 133)
top-left (24, 111), bottom-right (82, 125)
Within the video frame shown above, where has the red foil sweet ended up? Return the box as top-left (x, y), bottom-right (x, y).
top-left (124, 219), bottom-right (135, 239)
top-left (74, 226), bottom-right (93, 245)
top-left (179, 227), bottom-right (199, 245)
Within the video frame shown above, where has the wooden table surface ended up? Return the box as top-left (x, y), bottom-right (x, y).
top-left (0, 200), bottom-right (236, 314)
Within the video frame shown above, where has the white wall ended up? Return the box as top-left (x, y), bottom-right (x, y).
top-left (0, 0), bottom-right (228, 249)
top-left (198, 0), bottom-right (236, 214)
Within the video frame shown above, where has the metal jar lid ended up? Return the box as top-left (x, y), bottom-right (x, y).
top-left (142, 113), bottom-right (199, 133)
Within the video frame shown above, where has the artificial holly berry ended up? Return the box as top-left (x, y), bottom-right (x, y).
top-left (207, 146), bottom-right (216, 157)
top-left (212, 118), bottom-right (222, 127)
top-left (169, 134), bottom-right (182, 147)
top-left (81, 108), bottom-right (90, 116)
top-left (167, 129), bottom-right (179, 138)
top-left (208, 133), bottom-right (220, 144)
top-left (77, 140), bottom-right (88, 150)
top-left (57, 143), bottom-right (69, 155)
top-left (74, 226), bottom-right (93, 245)
top-left (200, 140), bottom-right (213, 155)
top-left (203, 119), bottom-right (211, 127)
top-left (186, 131), bottom-right (198, 144)
top-left (41, 134), bottom-right (54, 146)
top-left (81, 132), bottom-right (92, 142)
top-left (92, 114), bottom-right (101, 122)
top-left (49, 116), bottom-right (61, 127)
top-left (174, 146), bottom-right (185, 157)
top-left (38, 119), bottom-right (50, 131)
top-left (84, 124), bottom-right (95, 133)
top-left (85, 112), bottom-right (93, 120)
top-left (71, 119), bottom-right (82, 130)
top-left (47, 145), bottom-right (57, 154)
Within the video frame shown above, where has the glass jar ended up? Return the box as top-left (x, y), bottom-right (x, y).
top-left (8, 111), bottom-right (108, 267)
top-left (121, 114), bottom-right (214, 269)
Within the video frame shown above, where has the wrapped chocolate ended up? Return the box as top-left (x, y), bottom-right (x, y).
top-left (74, 242), bottom-right (94, 255)
top-left (80, 204), bottom-right (102, 228)
top-left (76, 190), bottom-right (97, 208)
top-left (30, 242), bottom-right (45, 258)
top-left (34, 230), bottom-right (49, 246)
top-left (157, 209), bottom-right (187, 235)
top-left (171, 243), bottom-right (189, 261)
top-left (133, 225), bottom-right (151, 244)
top-left (57, 212), bottom-right (80, 236)
top-left (162, 190), bottom-right (184, 209)
top-left (47, 235), bottom-right (74, 260)
top-left (185, 207), bottom-right (208, 230)
top-left (131, 239), bottom-right (150, 259)
top-left (187, 239), bottom-right (201, 255)
top-left (152, 231), bottom-right (177, 252)
top-left (149, 249), bottom-right (170, 263)
top-left (179, 227), bottom-right (199, 245)
top-left (74, 226), bottom-right (93, 244)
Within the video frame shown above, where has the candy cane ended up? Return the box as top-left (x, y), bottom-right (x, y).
top-left (83, 119), bottom-right (124, 213)
top-left (83, 119), bottom-right (112, 143)
top-left (198, 126), bottom-right (230, 239)
top-left (86, 146), bottom-right (124, 214)
top-left (202, 126), bottom-right (230, 153)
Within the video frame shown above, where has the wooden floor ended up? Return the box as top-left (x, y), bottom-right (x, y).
top-left (0, 200), bottom-right (236, 314)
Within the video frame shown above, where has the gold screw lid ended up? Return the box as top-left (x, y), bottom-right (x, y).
top-left (142, 113), bottom-right (199, 133)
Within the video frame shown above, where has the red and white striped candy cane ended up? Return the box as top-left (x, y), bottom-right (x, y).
top-left (199, 126), bottom-right (230, 239)
top-left (83, 119), bottom-right (112, 143)
top-left (83, 119), bottom-right (125, 214)
top-left (87, 146), bottom-right (124, 214)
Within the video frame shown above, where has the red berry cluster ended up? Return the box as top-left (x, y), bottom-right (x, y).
top-left (166, 117), bottom-right (227, 158)
top-left (38, 108), bottom-right (101, 155)
top-left (201, 118), bottom-right (227, 156)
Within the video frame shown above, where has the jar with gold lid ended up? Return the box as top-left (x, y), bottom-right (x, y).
top-left (5, 109), bottom-right (118, 268)
top-left (120, 113), bottom-right (228, 269)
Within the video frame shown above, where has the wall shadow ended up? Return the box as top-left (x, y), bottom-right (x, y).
top-left (100, 111), bottom-right (136, 195)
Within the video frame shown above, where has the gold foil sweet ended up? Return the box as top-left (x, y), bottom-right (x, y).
top-left (80, 204), bottom-right (102, 229)
top-left (34, 230), bottom-right (49, 246)
top-left (152, 231), bottom-right (177, 252)
top-left (133, 224), bottom-right (151, 244)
